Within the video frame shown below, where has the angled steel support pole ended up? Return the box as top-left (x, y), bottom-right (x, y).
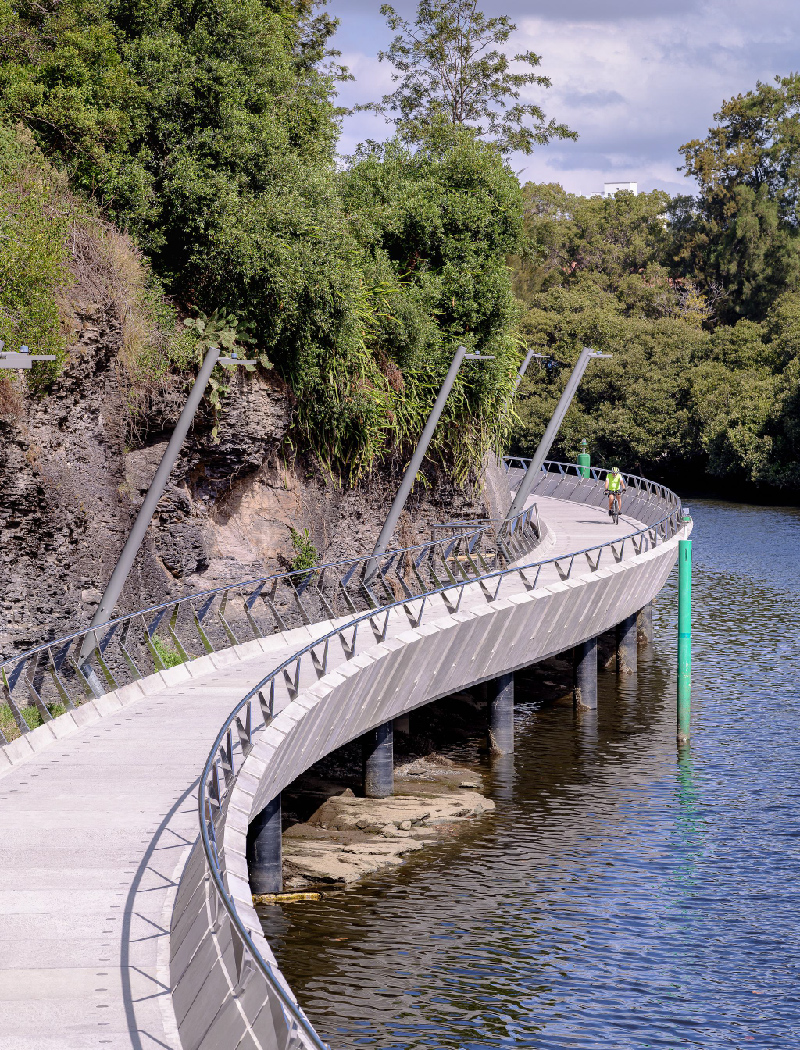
top-left (364, 345), bottom-right (491, 580)
top-left (513, 348), bottom-right (538, 392)
top-left (505, 347), bottom-right (609, 520)
top-left (79, 346), bottom-right (223, 668)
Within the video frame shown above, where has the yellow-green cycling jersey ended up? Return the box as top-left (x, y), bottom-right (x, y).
top-left (606, 472), bottom-right (623, 492)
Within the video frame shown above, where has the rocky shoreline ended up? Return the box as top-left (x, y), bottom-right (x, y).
top-left (254, 755), bottom-right (494, 897)
top-left (253, 646), bottom-right (626, 901)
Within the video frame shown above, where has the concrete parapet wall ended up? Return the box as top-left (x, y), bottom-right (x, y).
top-left (172, 523), bottom-right (686, 1050)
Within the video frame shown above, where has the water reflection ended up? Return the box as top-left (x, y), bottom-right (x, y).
top-left (672, 745), bottom-right (705, 893)
top-left (489, 753), bottom-right (515, 801)
top-left (260, 499), bottom-right (800, 1048)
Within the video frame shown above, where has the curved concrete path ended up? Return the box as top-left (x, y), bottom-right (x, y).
top-left (0, 495), bottom-right (650, 1050)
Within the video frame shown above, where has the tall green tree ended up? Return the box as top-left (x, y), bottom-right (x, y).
top-left (674, 74), bottom-right (800, 323)
top-left (0, 0), bottom-right (346, 263)
top-left (364, 0), bottom-right (576, 153)
top-left (341, 125), bottom-right (524, 477)
top-left (510, 180), bottom-right (800, 493)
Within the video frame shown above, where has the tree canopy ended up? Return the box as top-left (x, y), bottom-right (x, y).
top-left (0, 0), bottom-right (529, 481)
top-left (6, 0), bottom-right (800, 499)
top-left (364, 0), bottom-right (576, 153)
top-left (673, 74), bottom-right (800, 324)
top-left (510, 182), bottom-right (800, 493)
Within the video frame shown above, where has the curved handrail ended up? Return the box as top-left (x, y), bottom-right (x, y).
top-left (197, 461), bottom-right (685, 1049)
top-left (0, 502), bottom-right (543, 743)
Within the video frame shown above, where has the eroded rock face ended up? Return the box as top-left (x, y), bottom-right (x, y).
top-left (0, 298), bottom-right (512, 659)
top-left (0, 310), bottom-right (294, 656)
top-left (279, 766), bottom-right (495, 890)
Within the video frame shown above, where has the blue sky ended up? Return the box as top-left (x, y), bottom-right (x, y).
top-left (328, 0), bottom-right (800, 197)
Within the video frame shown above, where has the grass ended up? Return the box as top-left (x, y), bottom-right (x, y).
top-left (151, 635), bottom-right (186, 669)
top-left (0, 700), bottom-right (67, 741)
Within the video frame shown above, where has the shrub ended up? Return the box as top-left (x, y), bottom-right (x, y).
top-left (289, 527), bottom-right (319, 577)
top-left (0, 126), bottom-right (70, 380)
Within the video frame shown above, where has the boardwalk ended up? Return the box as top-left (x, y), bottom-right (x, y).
top-left (0, 494), bottom-right (660, 1050)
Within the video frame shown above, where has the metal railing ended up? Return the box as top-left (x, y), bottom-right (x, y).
top-left (0, 503), bottom-right (542, 744)
top-left (195, 462), bottom-right (684, 1049)
top-left (503, 456), bottom-right (681, 511)
top-left (0, 458), bottom-right (684, 1048)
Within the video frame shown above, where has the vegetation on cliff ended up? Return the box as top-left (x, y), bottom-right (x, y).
top-left (0, 0), bottom-right (534, 482)
top-left (3, 0), bottom-right (800, 496)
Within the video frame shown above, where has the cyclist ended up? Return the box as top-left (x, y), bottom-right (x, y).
top-left (605, 466), bottom-right (626, 518)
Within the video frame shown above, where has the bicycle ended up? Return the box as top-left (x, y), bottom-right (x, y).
top-left (610, 492), bottom-right (621, 526)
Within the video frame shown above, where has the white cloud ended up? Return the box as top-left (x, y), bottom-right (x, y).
top-left (329, 0), bottom-right (800, 195)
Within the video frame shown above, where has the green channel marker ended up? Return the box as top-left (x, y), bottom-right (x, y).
top-left (577, 438), bottom-right (590, 479)
top-left (677, 536), bottom-right (692, 742)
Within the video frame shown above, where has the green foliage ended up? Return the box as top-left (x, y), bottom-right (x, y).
top-left (513, 183), bottom-right (679, 310)
top-left (0, 700), bottom-right (67, 740)
top-left (289, 526), bottom-right (318, 576)
top-left (366, 0), bottom-right (576, 154)
top-left (0, 0), bottom-right (526, 480)
top-left (151, 634), bottom-right (185, 668)
top-left (0, 0), bottom-right (345, 257)
top-left (182, 309), bottom-right (272, 435)
top-left (675, 74), bottom-right (800, 323)
top-left (340, 127), bottom-right (524, 479)
top-left (679, 73), bottom-right (800, 221)
top-left (184, 310), bottom-right (254, 358)
top-left (511, 180), bottom-right (800, 492)
top-left (0, 126), bottom-right (70, 379)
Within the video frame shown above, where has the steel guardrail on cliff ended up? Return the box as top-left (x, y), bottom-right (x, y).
top-left (0, 503), bottom-right (542, 743)
top-left (195, 460), bottom-right (683, 1049)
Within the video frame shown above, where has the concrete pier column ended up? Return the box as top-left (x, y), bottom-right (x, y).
top-left (488, 672), bottom-right (514, 754)
top-left (362, 721), bottom-right (394, 798)
top-left (638, 603), bottom-right (654, 646)
top-left (573, 637), bottom-right (598, 708)
top-left (247, 794), bottom-right (282, 896)
top-left (491, 753), bottom-right (515, 800)
top-left (617, 613), bottom-right (638, 675)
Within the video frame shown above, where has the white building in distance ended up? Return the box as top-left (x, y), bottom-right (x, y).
top-left (604, 181), bottom-right (638, 197)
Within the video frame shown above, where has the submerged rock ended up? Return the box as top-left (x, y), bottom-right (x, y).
top-left (281, 760), bottom-right (495, 889)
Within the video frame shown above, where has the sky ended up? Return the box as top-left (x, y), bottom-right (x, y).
top-left (327, 0), bottom-right (800, 197)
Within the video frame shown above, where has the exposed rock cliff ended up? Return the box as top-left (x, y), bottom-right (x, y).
top-left (0, 300), bottom-right (511, 659)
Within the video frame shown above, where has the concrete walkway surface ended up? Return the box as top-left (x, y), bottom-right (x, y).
top-left (0, 494), bottom-right (649, 1049)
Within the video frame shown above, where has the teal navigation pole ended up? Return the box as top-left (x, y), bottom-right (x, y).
top-left (577, 438), bottom-right (590, 478)
top-left (677, 532), bottom-right (692, 742)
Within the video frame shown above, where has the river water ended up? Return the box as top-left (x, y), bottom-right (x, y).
top-left (259, 500), bottom-right (800, 1049)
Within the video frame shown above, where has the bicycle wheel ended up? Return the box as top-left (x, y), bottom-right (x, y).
top-left (612, 500), bottom-right (619, 525)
